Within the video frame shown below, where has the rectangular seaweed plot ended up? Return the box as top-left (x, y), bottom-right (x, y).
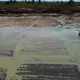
top-left (0, 68), bottom-right (7, 80)
top-left (0, 32), bottom-right (20, 57)
top-left (0, 32), bottom-right (20, 45)
top-left (0, 44), bottom-right (15, 57)
top-left (20, 37), bottom-right (67, 55)
top-left (16, 64), bottom-right (78, 80)
top-left (21, 76), bottom-right (76, 80)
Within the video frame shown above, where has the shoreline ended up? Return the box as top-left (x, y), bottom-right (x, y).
top-left (0, 13), bottom-right (80, 28)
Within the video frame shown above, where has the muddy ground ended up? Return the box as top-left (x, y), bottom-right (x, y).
top-left (0, 13), bottom-right (80, 28)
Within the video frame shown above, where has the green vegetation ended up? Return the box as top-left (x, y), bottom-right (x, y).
top-left (0, 1), bottom-right (80, 14)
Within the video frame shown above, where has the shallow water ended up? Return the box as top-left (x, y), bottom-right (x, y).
top-left (0, 27), bottom-right (80, 80)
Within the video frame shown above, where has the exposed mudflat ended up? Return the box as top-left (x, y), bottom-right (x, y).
top-left (0, 13), bottom-right (80, 28)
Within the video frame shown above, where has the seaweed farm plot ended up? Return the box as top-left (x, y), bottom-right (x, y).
top-left (0, 44), bottom-right (15, 57)
top-left (16, 63), bottom-right (79, 80)
top-left (0, 68), bottom-right (7, 80)
top-left (0, 27), bottom-right (80, 80)
top-left (0, 32), bottom-right (21, 45)
top-left (20, 37), bottom-right (67, 55)
top-left (0, 32), bottom-right (21, 57)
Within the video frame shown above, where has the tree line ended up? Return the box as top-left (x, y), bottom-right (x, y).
top-left (8, 0), bottom-right (74, 3)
